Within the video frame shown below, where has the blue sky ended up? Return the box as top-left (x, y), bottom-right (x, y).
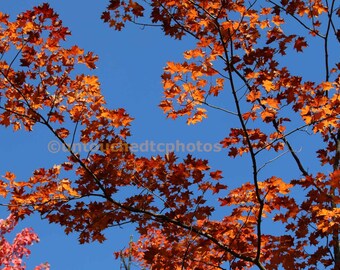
top-left (0, 1), bottom-right (336, 269)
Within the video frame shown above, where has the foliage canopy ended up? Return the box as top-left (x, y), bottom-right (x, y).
top-left (0, 1), bottom-right (339, 269)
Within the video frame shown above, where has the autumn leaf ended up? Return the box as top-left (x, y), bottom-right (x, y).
top-left (101, 11), bottom-right (111, 23)
top-left (242, 111), bottom-right (257, 121)
top-left (193, 159), bottom-right (210, 171)
top-left (0, 180), bottom-right (8, 198)
top-left (159, 100), bottom-right (173, 113)
top-left (3, 171), bottom-right (16, 182)
top-left (228, 147), bottom-right (238, 158)
top-left (210, 170), bottom-right (223, 180)
top-left (211, 182), bottom-right (227, 194)
top-left (108, 0), bottom-right (120, 10)
top-left (262, 80), bottom-right (274, 92)
top-left (80, 52), bottom-right (98, 69)
top-left (247, 90), bottom-right (261, 102)
top-left (261, 108), bottom-right (277, 122)
top-left (272, 15), bottom-right (284, 26)
top-left (62, 162), bottom-right (73, 171)
top-left (265, 98), bottom-right (280, 109)
top-left (329, 170), bottom-right (340, 188)
top-left (130, 1), bottom-right (144, 17)
top-left (56, 128), bottom-right (70, 139)
top-left (187, 108), bottom-right (207, 125)
top-left (294, 37), bottom-right (308, 52)
top-left (320, 81), bottom-right (333, 91)
top-left (48, 112), bottom-right (64, 124)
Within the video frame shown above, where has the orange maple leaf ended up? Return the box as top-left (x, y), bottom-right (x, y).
top-left (262, 80), bottom-right (274, 92)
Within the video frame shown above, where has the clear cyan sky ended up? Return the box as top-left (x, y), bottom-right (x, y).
top-left (0, 1), bottom-right (329, 269)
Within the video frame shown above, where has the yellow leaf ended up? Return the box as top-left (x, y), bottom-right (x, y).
top-left (262, 80), bottom-right (273, 92)
top-left (320, 81), bottom-right (333, 91)
top-left (266, 98), bottom-right (280, 109)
